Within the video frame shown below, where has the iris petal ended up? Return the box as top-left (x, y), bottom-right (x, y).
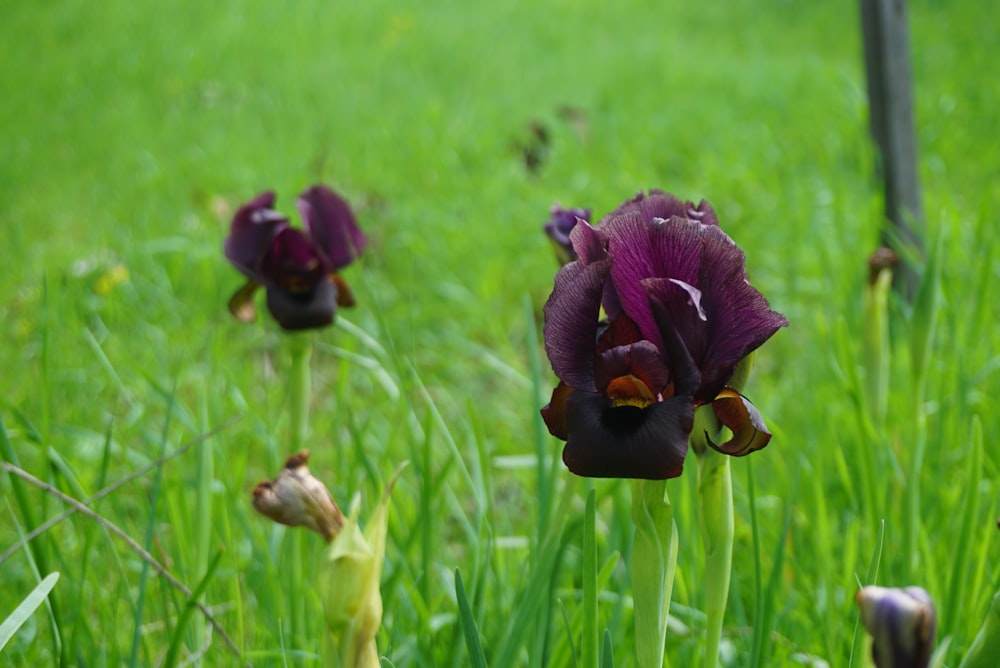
top-left (608, 215), bottom-right (705, 348)
top-left (296, 185), bottom-right (367, 271)
top-left (541, 381), bottom-right (573, 440)
top-left (543, 257), bottom-right (613, 391)
top-left (224, 191), bottom-right (289, 278)
top-left (562, 390), bottom-right (693, 479)
top-left (706, 389), bottom-right (772, 456)
top-left (265, 278), bottom-right (338, 331)
top-left (694, 227), bottom-right (788, 401)
top-left (228, 279), bottom-right (261, 323)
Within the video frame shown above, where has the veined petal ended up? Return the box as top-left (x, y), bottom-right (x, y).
top-left (694, 226), bottom-right (788, 400)
top-left (224, 191), bottom-right (289, 277)
top-left (706, 389), bottom-right (772, 456)
top-left (648, 290), bottom-right (702, 397)
top-left (596, 189), bottom-right (697, 228)
top-left (297, 185), bottom-right (367, 270)
top-left (562, 390), bottom-right (693, 479)
top-left (543, 257), bottom-right (613, 391)
top-left (607, 215), bottom-right (705, 348)
top-left (567, 219), bottom-right (607, 267)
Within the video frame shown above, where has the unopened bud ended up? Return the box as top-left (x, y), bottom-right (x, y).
top-left (857, 585), bottom-right (937, 668)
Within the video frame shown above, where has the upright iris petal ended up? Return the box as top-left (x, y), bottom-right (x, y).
top-left (541, 190), bottom-right (787, 479)
top-left (223, 184), bottom-right (367, 331)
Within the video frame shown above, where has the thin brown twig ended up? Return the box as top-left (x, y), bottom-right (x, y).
top-left (1, 461), bottom-right (243, 660)
top-left (0, 415), bottom-right (241, 567)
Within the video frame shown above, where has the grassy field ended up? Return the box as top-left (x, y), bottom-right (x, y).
top-left (1, 0), bottom-right (997, 665)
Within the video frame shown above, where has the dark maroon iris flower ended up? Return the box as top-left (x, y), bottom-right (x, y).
top-left (544, 204), bottom-right (591, 265)
top-left (541, 190), bottom-right (787, 479)
top-left (224, 185), bottom-right (367, 331)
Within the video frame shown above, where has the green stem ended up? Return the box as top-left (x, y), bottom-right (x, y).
top-left (691, 404), bottom-right (734, 668)
top-left (631, 478), bottom-right (678, 668)
top-left (697, 448), bottom-right (733, 668)
top-left (288, 333), bottom-right (313, 452)
top-left (286, 333), bottom-right (313, 647)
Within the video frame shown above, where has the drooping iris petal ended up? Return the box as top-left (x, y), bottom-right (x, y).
top-left (706, 389), bottom-right (772, 455)
top-left (296, 185), bottom-right (367, 270)
top-left (543, 257), bottom-right (613, 391)
top-left (562, 391), bottom-right (694, 479)
top-left (228, 279), bottom-right (261, 322)
top-left (266, 276), bottom-right (339, 331)
top-left (541, 381), bottom-right (573, 440)
top-left (224, 191), bottom-right (289, 277)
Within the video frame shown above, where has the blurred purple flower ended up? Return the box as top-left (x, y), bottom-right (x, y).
top-left (540, 190), bottom-right (787, 479)
top-left (544, 204), bottom-right (591, 265)
top-left (224, 185), bottom-right (367, 331)
top-left (857, 586), bottom-right (937, 668)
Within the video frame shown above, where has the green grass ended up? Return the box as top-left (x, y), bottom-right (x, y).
top-left (2, 0), bottom-right (998, 665)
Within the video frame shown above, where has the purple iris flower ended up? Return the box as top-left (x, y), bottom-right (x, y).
top-left (544, 204), bottom-right (591, 265)
top-left (224, 185), bottom-right (367, 331)
top-left (540, 190), bottom-right (787, 479)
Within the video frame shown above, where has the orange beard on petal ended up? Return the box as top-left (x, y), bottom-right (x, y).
top-left (605, 374), bottom-right (655, 409)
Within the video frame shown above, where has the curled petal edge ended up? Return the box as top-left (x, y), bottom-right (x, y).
top-left (706, 388), bottom-right (772, 456)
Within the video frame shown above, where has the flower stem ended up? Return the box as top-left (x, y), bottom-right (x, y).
top-left (286, 333), bottom-right (313, 646)
top-left (697, 448), bottom-right (733, 668)
top-left (631, 478), bottom-right (678, 668)
top-left (288, 333), bottom-right (313, 451)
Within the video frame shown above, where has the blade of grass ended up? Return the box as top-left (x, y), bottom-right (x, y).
top-left (455, 569), bottom-right (489, 668)
top-left (0, 571), bottom-right (60, 651)
top-left (0, 461), bottom-right (241, 657)
top-left (848, 518), bottom-right (886, 668)
top-left (600, 628), bottom-right (614, 668)
top-left (0, 416), bottom-right (240, 567)
top-left (129, 393), bottom-right (175, 668)
top-left (0, 414), bottom-right (64, 664)
top-left (583, 488), bottom-right (598, 668)
top-left (162, 547), bottom-right (226, 668)
top-left (942, 416), bottom-right (983, 640)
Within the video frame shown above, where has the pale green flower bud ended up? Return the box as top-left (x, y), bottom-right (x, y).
top-left (318, 467), bottom-right (403, 668)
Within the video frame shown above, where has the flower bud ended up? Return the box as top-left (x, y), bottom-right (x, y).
top-left (318, 467), bottom-right (403, 668)
top-left (857, 585), bottom-right (937, 668)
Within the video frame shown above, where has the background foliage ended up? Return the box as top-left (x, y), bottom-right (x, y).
top-left (1, 0), bottom-right (997, 665)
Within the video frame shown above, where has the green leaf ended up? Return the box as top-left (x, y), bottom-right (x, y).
top-left (455, 569), bottom-right (489, 668)
top-left (0, 572), bottom-right (60, 651)
top-left (583, 489), bottom-right (599, 668)
top-left (630, 479), bottom-right (677, 668)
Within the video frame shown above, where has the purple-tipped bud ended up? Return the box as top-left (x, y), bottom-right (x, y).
top-left (544, 204), bottom-right (591, 265)
top-left (857, 586), bottom-right (937, 668)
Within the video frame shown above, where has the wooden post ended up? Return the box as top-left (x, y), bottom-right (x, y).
top-left (860, 0), bottom-right (924, 297)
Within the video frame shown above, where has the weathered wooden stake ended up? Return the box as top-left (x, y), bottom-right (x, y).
top-left (860, 0), bottom-right (924, 297)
